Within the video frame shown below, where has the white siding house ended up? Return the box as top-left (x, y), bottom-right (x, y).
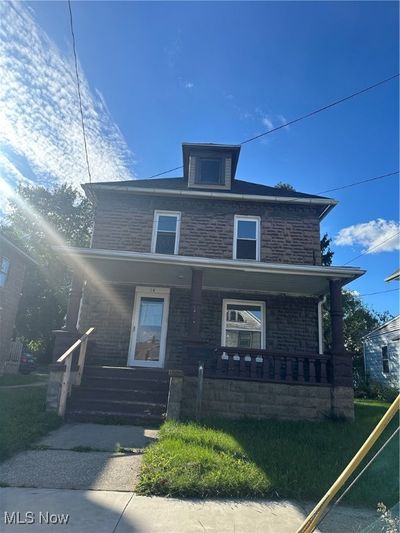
top-left (363, 316), bottom-right (400, 390)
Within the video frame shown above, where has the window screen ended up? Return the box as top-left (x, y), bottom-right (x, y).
top-left (154, 214), bottom-right (179, 254)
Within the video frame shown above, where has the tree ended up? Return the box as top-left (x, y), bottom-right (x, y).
top-left (1, 184), bottom-right (93, 359)
top-left (320, 233), bottom-right (334, 266)
top-left (274, 182), bottom-right (295, 191)
top-left (323, 291), bottom-right (393, 385)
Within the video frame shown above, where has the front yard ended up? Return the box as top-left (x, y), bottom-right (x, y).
top-left (0, 385), bottom-right (61, 462)
top-left (138, 400), bottom-right (399, 508)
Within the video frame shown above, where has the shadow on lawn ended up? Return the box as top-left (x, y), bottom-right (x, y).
top-left (202, 402), bottom-right (399, 509)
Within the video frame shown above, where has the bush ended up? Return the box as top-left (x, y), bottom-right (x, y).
top-left (355, 381), bottom-right (398, 403)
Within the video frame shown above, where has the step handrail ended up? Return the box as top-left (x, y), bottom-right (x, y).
top-left (57, 327), bottom-right (95, 417)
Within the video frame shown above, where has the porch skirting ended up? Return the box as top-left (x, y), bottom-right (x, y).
top-left (179, 377), bottom-right (354, 421)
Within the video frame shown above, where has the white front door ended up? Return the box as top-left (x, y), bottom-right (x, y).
top-left (128, 287), bottom-right (170, 368)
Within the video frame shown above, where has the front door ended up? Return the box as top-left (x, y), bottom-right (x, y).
top-left (128, 287), bottom-right (170, 368)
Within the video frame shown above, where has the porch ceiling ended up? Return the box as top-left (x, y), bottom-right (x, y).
top-left (58, 247), bottom-right (365, 297)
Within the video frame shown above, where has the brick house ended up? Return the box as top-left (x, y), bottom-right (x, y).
top-left (49, 143), bottom-right (364, 422)
top-left (0, 233), bottom-right (36, 375)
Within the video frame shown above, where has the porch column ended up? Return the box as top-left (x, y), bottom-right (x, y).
top-left (329, 279), bottom-right (352, 390)
top-left (189, 269), bottom-right (203, 339)
top-left (65, 270), bottom-right (84, 332)
top-left (329, 279), bottom-right (344, 354)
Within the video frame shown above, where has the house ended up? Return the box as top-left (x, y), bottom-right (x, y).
top-left (363, 316), bottom-right (400, 390)
top-left (385, 269), bottom-right (400, 282)
top-left (47, 143), bottom-right (365, 422)
top-left (0, 233), bottom-right (36, 375)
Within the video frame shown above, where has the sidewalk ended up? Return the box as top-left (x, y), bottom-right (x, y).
top-left (0, 487), bottom-right (377, 533)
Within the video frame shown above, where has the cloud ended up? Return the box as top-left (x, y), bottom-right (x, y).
top-left (0, 1), bottom-right (135, 203)
top-left (262, 116), bottom-right (274, 130)
top-left (184, 81), bottom-right (194, 89)
top-left (335, 219), bottom-right (400, 254)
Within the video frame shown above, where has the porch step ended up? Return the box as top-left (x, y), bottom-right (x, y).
top-left (65, 364), bottom-right (170, 425)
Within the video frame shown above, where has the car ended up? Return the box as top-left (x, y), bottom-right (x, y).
top-left (19, 352), bottom-right (37, 374)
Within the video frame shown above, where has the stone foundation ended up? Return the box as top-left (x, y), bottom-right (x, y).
top-left (179, 377), bottom-right (354, 421)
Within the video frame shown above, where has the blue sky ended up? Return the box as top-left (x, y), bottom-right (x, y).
top-left (0, 1), bottom-right (398, 314)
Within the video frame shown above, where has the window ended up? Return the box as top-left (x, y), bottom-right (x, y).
top-left (382, 345), bottom-right (390, 373)
top-left (222, 300), bottom-right (265, 349)
top-left (0, 257), bottom-right (10, 287)
top-left (234, 216), bottom-right (260, 261)
top-left (152, 211), bottom-right (180, 255)
top-left (195, 157), bottom-right (224, 185)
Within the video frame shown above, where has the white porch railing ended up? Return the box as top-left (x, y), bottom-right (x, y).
top-left (57, 327), bottom-right (95, 417)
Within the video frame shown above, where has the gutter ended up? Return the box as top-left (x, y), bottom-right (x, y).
top-left (318, 295), bottom-right (327, 354)
top-left (81, 184), bottom-right (337, 220)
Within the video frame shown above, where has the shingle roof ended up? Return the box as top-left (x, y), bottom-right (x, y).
top-left (87, 177), bottom-right (330, 201)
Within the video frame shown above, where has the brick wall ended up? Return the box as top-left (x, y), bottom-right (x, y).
top-left (80, 283), bottom-right (319, 368)
top-left (180, 378), bottom-right (354, 420)
top-left (91, 191), bottom-right (322, 266)
top-left (0, 242), bottom-right (27, 374)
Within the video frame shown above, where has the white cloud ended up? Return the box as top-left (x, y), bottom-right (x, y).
top-left (335, 219), bottom-right (400, 254)
top-left (0, 1), bottom-right (135, 200)
top-left (262, 116), bottom-right (274, 130)
top-left (184, 81), bottom-right (194, 89)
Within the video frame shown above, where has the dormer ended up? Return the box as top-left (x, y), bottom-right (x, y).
top-left (182, 143), bottom-right (241, 190)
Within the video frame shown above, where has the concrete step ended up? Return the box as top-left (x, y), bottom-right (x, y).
top-left (73, 386), bottom-right (169, 404)
top-left (68, 398), bottom-right (166, 417)
top-left (84, 366), bottom-right (169, 382)
top-left (66, 409), bottom-right (164, 427)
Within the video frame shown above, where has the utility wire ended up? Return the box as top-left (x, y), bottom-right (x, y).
top-left (315, 171), bottom-right (399, 195)
top-left (358, 288), bottom-right (400, 297)
top-left (318, 427), bottom-right (400, 528)
top-left (68, 0), bottom-right (92, 184)
top-left (145, 74), bottom-right (399, 178)
top-left (343, 231), bottom-right (400, 265)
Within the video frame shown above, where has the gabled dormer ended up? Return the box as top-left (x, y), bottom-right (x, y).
top-left (182, 143), bottom-right (241, 190)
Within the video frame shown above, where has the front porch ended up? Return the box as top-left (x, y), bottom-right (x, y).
top-left (49, 248), bottom-right (363, 421)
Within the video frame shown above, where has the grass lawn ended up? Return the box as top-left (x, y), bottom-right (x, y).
top-left (0, 373), bottom-right (47, 387)
top-left (137, 400), bottom-right (399, 508)
top-left (0, 386), bottom-right (61, 462)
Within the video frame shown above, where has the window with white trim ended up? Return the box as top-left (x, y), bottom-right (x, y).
top-left (382, 345), bottom-right (390, 373)
top-left (222, 300), bottom-right (265, 349)
top-left (152, 211), bottom-right (180, 255)
top-left (0, 257), bottom-right (10, 287)
top-left (234, 216), bottom-right (260, 261)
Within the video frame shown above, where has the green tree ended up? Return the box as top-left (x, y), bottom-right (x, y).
top-left (1, 184), bottom-right (93, 359)
top-left (320, 233), bottom-right (334, 266)
top-left (274, 182), bottom-right (295, 191)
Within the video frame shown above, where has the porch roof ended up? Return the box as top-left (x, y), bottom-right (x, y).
top-left (58, 247), bottom-right (365, 297)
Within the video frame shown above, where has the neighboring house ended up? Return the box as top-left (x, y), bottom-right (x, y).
top-left (363, 316), bottom-right (400, 390)
top-left (49, 143), bottom-right (365, 422)
top-left (385, 269), bottom-right (400, 282)
top-left (0, 233), bottom-right (36, 375)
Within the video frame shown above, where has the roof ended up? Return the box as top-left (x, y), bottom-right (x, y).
top-left (0, 233), bottom-right (38, 266)
top-left (84, 177), bottom-right (331, 201)
top-left (385, 269), bottom-right (400, 282)
top-left (363, 315), bottom-right (400, 339)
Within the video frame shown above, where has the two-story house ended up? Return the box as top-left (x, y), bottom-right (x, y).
top-left (47, 143), bottom-right (364, 423)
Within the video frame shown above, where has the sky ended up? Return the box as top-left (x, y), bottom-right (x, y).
top-left (0, 1), bottom-right (399, 315)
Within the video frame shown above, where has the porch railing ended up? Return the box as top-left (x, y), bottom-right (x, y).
top-left (56, 327), bottom-right (95, 417)
top-left (209, 347), bottom-right (332, 386)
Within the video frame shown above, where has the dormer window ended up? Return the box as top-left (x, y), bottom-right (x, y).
top-left (195, 157), bottom-right (224, 185)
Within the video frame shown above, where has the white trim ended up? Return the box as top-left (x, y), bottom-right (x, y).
top-left (61, 246), bottom-right (364, 281)
top-left (221, 299), bottom-right (266, 349)
top-left (233, 215), bottom-right (261, 261)
top-left (127, 286), bottom-right (170, 368)
top-left (151, 211), bottom-right (181, 255)
top-left (84, 184), bottom-right (337, 219)
top-left (362, 315), bottom-right (400, 339)
top-left (317, 295), bottom-right (327, 354)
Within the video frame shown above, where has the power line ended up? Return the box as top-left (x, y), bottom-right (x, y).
top-left (144, 73), bottom-right (399, 178)
top-left (358, 288), bottom-right (400, 297)
top-left (68, 0), bottom-right (92, 184)
top-left (316, 171), bottom-right (399, 195)
top-left (344, 231), bottom-right (400, 265)
top-left (239, 73), bottom-right (399, 145)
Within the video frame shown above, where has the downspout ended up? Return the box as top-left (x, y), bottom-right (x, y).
top-left (318, 296), bottom-right (327, 355)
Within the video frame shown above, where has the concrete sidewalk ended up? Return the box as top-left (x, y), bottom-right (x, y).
top-left (0, 487), bottom-right (378, 533)
top-left (0, 424), bottom-right (157, 491)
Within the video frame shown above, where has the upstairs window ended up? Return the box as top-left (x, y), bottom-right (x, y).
top-left (382, 345), bottom-right (390, 373)
top-left (234, 216), bottom-right (260, 261)
top-left (195, 157), bottom-right (224, 185)
top-left (0, 257), bottom-right (10, 287)
top-left (152, 211), bottom-right (180, 255)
